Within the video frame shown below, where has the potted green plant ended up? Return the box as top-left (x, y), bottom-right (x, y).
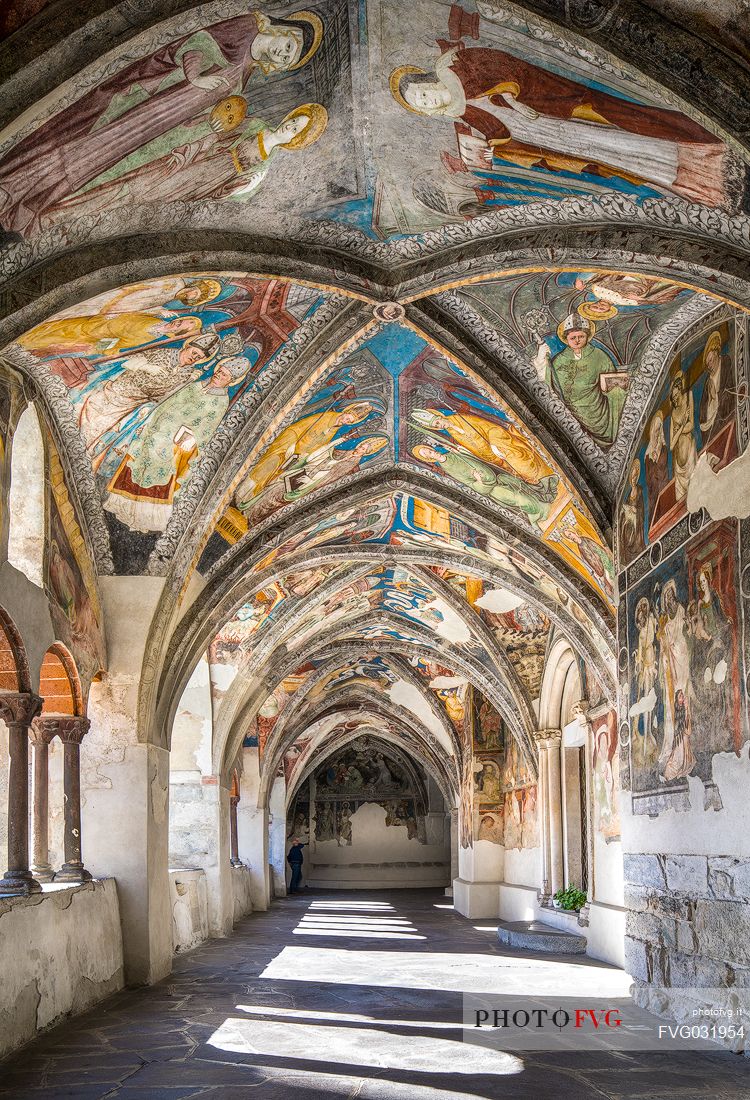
top-left (552, 885), bottom-right (587, 911)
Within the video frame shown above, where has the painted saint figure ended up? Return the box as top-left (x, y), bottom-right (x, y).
top-left (698, 330), bottom-right (734, 445)
top-left (668, 373), bottom-right (698, 501)
top-left (390, 47), bottom-right (737, 209)
top-left (644, 412), bottom-right (668, 525)
top-left (656, 580), bottom-right (695, 781)
top-left (40, 105), bottom-right (329, 227)
top-left (534, 314), bottom-right (627, 447)
top-left (105, 355), bottom-right (252, 532)
top-left (620, 459), bottom-right (646, 562)
top-left (77, 331), bottom-right (221, 466)
top-left (0, 10), bottom-right (324, 234)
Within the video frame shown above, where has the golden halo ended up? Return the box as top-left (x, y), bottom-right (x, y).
top-left (209, 96), bottom-right (248, 132)
top-left (185, 278), bottom-right (223, 304)
top-left (287, 11), bottom-right (324, 71)
top-left (556, 316), bottom-right (595, 343)
top-left (703, 329), bottom-right (722, 361)
top-left (578, 300), bottom-right (617, 322)
top-left (280, 103), bottom-right (328, 150)
top-left (390, 66), bottom-right (426, 113)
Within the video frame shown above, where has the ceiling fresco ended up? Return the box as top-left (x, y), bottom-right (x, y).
top-left (206, 321), bottom-right (614, 604)
top-left (8, 272), bottom-right (327, 570)
top-left (455, 269), bottom-right (698, 450)
top-left (8, 0), bottom-right (746, 826)
top-left (0, 0), bottom-right (745, 246)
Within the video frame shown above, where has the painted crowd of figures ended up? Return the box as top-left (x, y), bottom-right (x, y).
top-left (620, 323), bottom-right (737, 565)
top-left (13, 274), bottom-right (323, 552)
top-left (628, 521), bottom-right (742, 792)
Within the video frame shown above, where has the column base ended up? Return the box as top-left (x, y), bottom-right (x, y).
top-left (31, 865), bottom-right (55, 883)
top-left (452, 877), bottom-right (500, 919)
top-left (54, 863), bottom-right (93, 884)
top-left (0, 871), bottom-right (43, 896)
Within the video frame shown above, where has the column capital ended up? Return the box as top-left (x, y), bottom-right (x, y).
top-left (45, 715), bottom-right (91, 744)
top-left (571, 700), bottom-right (591, 724)
top-left (0, 692), bottom-right (43, 729)
top-left (30, 715), bottom-right (61, 745)
top-left (533, 728), bottom-right (562, 746)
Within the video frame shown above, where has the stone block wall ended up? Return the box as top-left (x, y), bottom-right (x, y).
top-left (624, 853), bottom-right (750, 1051)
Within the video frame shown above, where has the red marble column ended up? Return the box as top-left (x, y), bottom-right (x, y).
top-left (53, 716), bottom-right (92, 884)
top-left (29, 716), bottom-right (58, 882)
top-left (230, 795), bottom-right (242, 867)
top-left (0, 692), bottom-right (43, 896)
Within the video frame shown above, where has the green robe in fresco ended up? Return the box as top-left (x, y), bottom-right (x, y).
top-left (547, 344), bottom-right (626, 446)
top-left (436, 448), bottom-right (556, 526)
top-left (127, 379), bottom-right (231, 489)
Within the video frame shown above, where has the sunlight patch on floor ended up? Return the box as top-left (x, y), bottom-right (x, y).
top-left (206, 1018), bottom-right (524, 1076)
top-left (235, 1004), bottom-right (463, 1030)
top-left (261, 945), bottom-right (633, 996)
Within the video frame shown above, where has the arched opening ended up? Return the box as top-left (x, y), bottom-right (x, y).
top-left (7, 404), bottom-right (45, 588)
top-left (39, 643), bottom-right (81, 716)
top-left (0, 608), bottom-right (27, 876)
top-left (285, 733), bottom-right (451, 891)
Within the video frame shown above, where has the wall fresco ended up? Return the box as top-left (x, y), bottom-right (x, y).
top-left (620, 319), bottom-right (738, 567)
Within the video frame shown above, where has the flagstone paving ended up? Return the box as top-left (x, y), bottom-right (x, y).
top-left (1, 890), bottom-right (748, 1098)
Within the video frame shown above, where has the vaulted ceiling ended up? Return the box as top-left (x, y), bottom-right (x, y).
top-left (0, 0), bottom-right (748, 791)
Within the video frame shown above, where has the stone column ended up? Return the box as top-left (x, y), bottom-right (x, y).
top-left (533, 730), bottom-right (551, 902)
top-left (545, 729), bottom-right (564, 897)
top-left (0, 692), bottom-right (43, 896)
top-left (54, 716), bottom-right (92, 883)
top-left (229, 794), bottom-right (242, 867)
top-left (29, 716), bottom-right (58, 882)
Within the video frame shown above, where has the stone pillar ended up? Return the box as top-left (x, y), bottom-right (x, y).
top-left (54, 716), bottom-right (92, 883)
top-left (236, 748), bottom-right (270, 911)
top-left (0, 692), bottom-right (43, 896)
top-left (229, 794), bottom-right (242, 867)
top-left (82, 575), bottom-right (173, 986)
top-left (534, 731), bottom-right (551, 903)
top-left (29, 716), bottom-right (58, 882)
top-left (546, 729), bottom-right (564, 896)
top-left (535, 729), bottom-right (563, 900)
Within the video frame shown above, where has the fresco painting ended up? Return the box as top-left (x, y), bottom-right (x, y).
top-left (463, 271), bottom-right (696, 448)
top-left (0, 4), bottom-right (346, 236)
top-left (212, 563), bottom-right (348, 664)
top-left (625, 519), bottom-right (746, 807)
top-left (223, 323), bottom-right (613, 605)
top-left (591, 709), bottom-right (621, 840)
top-left (357, 0), bottom-right (744, 240)
top-left (472, 690), bottom-right (504, 752)
top-left (11, 274), bottom-right (326, 567)
top-left (234, 349), bottom-right (391, 527)
top-left (0, 378), bottom-right (10, 544)
top-left (502, 784), bottom-right (539, 850)
top-left (619, 320), bottom-right (738, 566)
top-left (45, 444), bottom-right (106, 685)
top-left (313, 738), bottom-right (426, 845)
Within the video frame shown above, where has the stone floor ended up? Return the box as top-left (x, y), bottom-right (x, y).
top-left (1, 889), bottom-right (749, 1099)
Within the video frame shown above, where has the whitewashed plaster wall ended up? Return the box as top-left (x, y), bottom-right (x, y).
top-left (309, 801), bottom-right (451, 890)
top-left (169, 868), bottom-right (209, 954)
top-left (0, 880), bottom-right (123, 1060)
top-left (231, 864), bottom-right (254, 922)
top-left (237, 749), bottom-right (271, 910)
top-left (81, 576), bottom-right (172, 986)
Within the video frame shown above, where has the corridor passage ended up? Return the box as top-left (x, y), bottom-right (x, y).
top-left (1, 890), bottom-right (747, 1100)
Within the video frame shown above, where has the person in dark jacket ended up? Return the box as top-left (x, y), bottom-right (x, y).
top-left (287, 838), bottom-right (305, 893)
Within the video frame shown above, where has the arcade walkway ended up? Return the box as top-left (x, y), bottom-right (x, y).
top-left (1, 890), bottom-right (747, 1099)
